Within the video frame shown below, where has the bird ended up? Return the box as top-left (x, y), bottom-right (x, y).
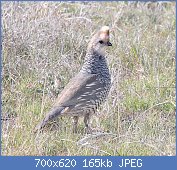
top-left (35, 26), bottom-right (112, 133)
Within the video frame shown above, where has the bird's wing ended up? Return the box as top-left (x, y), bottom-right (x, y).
top-left (53, 72), bottom-right (105, 108)
top-left (35, 72), bottom-right (104, 130)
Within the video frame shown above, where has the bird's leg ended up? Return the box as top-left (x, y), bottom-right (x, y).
top-left (72, 116), bottom-right (79, 133)
top-left (84, 113), bottom-right (92, 134)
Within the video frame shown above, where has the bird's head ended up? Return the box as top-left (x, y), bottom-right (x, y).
top-left (88, 26), bottom-right (112, 54)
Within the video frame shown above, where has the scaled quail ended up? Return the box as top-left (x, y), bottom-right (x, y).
top-left (35, 26), bottom-right (112, 133)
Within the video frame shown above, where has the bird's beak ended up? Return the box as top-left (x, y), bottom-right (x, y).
top-left (107, 41), bottom-right (112, 46)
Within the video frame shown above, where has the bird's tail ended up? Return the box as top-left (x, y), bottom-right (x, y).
top-left (35, 106), bottom-right (65, 132)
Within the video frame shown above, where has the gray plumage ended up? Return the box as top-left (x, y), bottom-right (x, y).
top-left (35, 26), bottom-right (112, 133)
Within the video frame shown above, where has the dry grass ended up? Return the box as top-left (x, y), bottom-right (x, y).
top-left (1, 1), bottom-right (176, 156)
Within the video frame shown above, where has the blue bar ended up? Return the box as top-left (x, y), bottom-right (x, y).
top-left (0, 156), bottom-right (177, 170)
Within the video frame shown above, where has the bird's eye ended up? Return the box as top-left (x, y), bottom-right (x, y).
top-left (99, 40), bottom-right (104, 44)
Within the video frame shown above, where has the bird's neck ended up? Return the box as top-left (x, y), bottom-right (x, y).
top-left (81, 50), bottom-right (108, 75)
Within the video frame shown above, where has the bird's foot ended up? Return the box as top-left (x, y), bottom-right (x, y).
top-left (84, 126), bottom-right (93, 134)
top-left (91, 127), bottom-right (104, 133)
top-left (84, 126), bottom-right (105, 134)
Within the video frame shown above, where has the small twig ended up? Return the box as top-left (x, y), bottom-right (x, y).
top-left (77, 132), bottom-right (117, 145)
top-left (83, 144), bottom-right (112, 156)
top-left (65, 17), bottom-right (92, 23)
top-left (40, 76), bottom-right (47, 115)
top-left (142, 142), bottom-right (166, 155)
top-left (142, 101), bottom-right (175, 114)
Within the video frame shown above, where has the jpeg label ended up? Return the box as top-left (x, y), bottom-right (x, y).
top-left (118, 159), bottom-right (143, 168)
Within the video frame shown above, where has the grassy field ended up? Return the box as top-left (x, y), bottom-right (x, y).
top-left (1, 1), bottom-right (176, 156)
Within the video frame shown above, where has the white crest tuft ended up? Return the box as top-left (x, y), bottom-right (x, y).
top-left (100, 26), bottom-right (110, 32)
